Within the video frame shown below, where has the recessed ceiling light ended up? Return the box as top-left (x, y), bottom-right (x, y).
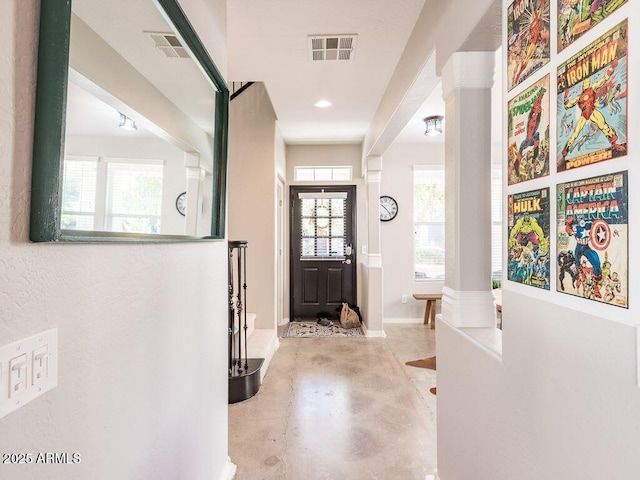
top-left (314, 100), bottom-right (332, 108)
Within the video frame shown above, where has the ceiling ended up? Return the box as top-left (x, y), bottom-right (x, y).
top-left (227, 0), bottom-right (428, 145)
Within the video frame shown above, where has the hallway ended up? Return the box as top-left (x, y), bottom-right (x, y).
top-left (229, 324), bottom-right (437, 479)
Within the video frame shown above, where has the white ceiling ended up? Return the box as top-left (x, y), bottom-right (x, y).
top-left (228, 0), bottom-right (427, 145)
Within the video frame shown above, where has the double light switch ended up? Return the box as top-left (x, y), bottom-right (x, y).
top-left (0, 328), bottom-right (58, 419)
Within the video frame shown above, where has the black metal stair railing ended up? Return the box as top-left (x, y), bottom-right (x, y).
top-left (228, 240), bottom-right (262, 404)
top-left (230, 81), bottom-right (255, 101)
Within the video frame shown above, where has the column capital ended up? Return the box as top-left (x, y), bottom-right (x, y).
top-left (366, 155), bottom-right (382, 172)
top-left (184, 152), bottom-right (200, 168)
top-left (367, 170), bottom-right (382, 184)
top-left (441, 51), bottom-right (495, 100)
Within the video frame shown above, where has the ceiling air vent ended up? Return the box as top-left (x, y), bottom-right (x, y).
top-left (308, 34), bottom-right (357, 62)
top-left (145, 31), bottom-right (191, 59)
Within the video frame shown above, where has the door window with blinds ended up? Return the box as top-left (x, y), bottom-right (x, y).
top-left (61, 156), bottom-right (164, 234)
top-left (299, 192), bottom-right (346, 258)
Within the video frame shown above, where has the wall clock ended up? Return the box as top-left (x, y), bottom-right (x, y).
top-left (175, 192), bottom-right (187, 216)
top-left (379, 195), bottom-right (398, 222)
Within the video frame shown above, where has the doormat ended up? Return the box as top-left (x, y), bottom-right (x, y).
top-left (405, 356), bottom-right (436, 370)
top-left (283, 320), bottom-right (365, 338)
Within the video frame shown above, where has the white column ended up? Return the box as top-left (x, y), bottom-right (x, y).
top-left (440, 52), bottom-right (496, 328)
top-left (365, 155), bottom-right (385, 335)
top-left (184, 153), bottom-right (200, 236)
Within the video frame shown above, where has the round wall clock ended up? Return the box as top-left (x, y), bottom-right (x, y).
top-left (175, 192), bottom-right (187, 216)
top-left (379, 195), bottom-right (398, 222)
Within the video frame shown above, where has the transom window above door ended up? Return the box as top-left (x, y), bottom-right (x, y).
top-left (294, 166), bottom-right (352, 182)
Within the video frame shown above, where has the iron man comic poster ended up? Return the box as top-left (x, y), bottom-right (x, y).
top-left (507, 75), bottom-right (550, 185)
top-left (558, 0), bottom-right (628, 52)
top-left (557, 20), bottom-right (628, 172)
top-left (507, 188), bottom-right (550, 290)
top-left (557, 171), bottom-right (628, 308)
top-left (507, 0), bottom-right (550, 91)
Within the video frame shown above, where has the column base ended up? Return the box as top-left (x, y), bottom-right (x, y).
top-left (441, 287), bottom-right (496, 328)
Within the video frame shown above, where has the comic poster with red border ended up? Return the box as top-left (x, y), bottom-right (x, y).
top-left (558, 0), bottom-right (628, 52)
top-left (507, 75), bottom-right (550, 185)
top-left (557, 171), bottom-right (628, 308)
top-left (508, 188), bottom-right (550, 290)
top-left (507, 0), bottom-right (551, 91)
top-left (557, 20), bottom-right (627, 172)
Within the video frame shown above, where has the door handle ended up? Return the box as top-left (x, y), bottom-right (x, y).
top-left (342, 259), bottom-right (352, 265)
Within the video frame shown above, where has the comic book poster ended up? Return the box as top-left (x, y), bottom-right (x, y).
top-left (507, 188), bottom-right (550, 289)
top-left (557, 171), bottom-right (628, 308)
top-left (557, 20), bottom-right (627, 172)
top-left (558, 0), bottom-right (628, 52)
top-left (507, 0), bottom-right (550, 91)
top-left (507, 75), bottom-right (550, 185)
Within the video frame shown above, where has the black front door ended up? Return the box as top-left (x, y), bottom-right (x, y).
top-left (290, 185), bottom-right (357, 319)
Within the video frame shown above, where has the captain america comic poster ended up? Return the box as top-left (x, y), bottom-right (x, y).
top-left (557, 20), bottom-right (627, 172)
top-left (507, 75), bottom-right (550, 185)
top-left (558, 0), bottom-right (628, 52)
top-left (507, 188), bottom-right (550, 290)
top-left (557, 171), bottom-right (628, 308)
top-left (507, 0), bottom-right (550, 91)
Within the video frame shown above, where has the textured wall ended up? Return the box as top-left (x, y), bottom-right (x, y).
top-left (228, 83), bottom-right (278, 330)
top-left (380, 143), bottom-right (445, 320)
top-left (0, 1), bottom-right (231, 479)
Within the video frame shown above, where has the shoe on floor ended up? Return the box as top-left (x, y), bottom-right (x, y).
top-left (317, 317), bottom-right (331, 327)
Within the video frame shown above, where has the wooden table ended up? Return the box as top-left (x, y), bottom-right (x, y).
top-left (412, 293), bottom-right (442, 329)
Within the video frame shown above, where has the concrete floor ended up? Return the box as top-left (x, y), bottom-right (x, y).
top-left (229, 323), bottom-right (437, 480)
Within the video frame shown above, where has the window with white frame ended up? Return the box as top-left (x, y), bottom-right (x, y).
top-left (61, 156), bottom-right (164, 234)
top-left (105, 162), bottom-right (163, 234)
top-left (491, 166), bottom-right (503, 283)
top-left (61, 157), bottom-right (98, 230)
top-left (414, 167), bottom-right (445, 281)
top-left (294, 166), bottom-right (352, 182)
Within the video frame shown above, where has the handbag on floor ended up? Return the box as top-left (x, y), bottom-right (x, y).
top-left (340, 302), bottom-right (360, 329)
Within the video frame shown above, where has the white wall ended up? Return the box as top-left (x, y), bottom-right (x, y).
top-left (286, 144), bottom-right (366, 311)
top-left (0, 2), bottom-right (232, 480)
top-left (381, 142), bottom-right (445, 320)
top-left (436, 2), bottom-right (640, 479)
top-left (228, 83), bottom-right (278, 330)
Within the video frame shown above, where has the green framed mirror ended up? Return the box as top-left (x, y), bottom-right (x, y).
top-left (30, 0), bottom-right (228, 242)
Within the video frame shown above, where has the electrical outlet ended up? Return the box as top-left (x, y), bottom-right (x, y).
top-left (0, 328), bottom-right (58, 419)
top-left (401, 294), bottom-right (408, 304)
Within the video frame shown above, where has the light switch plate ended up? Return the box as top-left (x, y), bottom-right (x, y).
top-left (0, 328), bottom-right (58, 419)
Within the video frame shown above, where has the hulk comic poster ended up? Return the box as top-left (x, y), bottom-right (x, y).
top-left (557, 20), bottom-right (627, 172)
top-left (558, 0), bottom-right (628, 52)
top-left (508, 188), bottom-right (550, 289)
top-left (507, 75), bottom-right (550, 185)
top-left (557, 171), bottom-right (628, 308)
top-left (507, 0), bottom-right (550, 91)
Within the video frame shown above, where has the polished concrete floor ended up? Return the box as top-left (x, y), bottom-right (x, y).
top-left (229, 323), bottom-right (437, 480)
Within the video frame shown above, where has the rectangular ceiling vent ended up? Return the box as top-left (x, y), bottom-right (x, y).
top-left (309, 35), bottom-right (357, 62)
top-left (145, 31), bottom-right (191, 59)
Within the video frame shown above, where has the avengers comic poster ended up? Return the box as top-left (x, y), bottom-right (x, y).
top-left (508, 188), bottom-right (550, 290)
top-left (507, 0), bottom-right (550, 91)
top-left (558, 0), bottom-right (628, 52)
top-left (507, 75), bottom-right (550, 185)
top-left (557, 20), bottom-right (627, 172)
top-left (557, 171), bottom-right (628, 308)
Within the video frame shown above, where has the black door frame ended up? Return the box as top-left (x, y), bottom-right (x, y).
top-left (289, 185), bottom-right (357, 320)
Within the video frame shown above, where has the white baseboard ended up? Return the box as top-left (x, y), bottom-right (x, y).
top-left (383, 317), bottom-right (423, 324)
top-left (278, 316), bottom-right (289, 326)
top-left (219, 457), bottom-right (237, 480)
top-left (361, 322), bottom-right (387, 338)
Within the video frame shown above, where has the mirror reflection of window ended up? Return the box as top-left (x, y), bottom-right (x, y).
top-left (61, 0), bottom-right (218, 236)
